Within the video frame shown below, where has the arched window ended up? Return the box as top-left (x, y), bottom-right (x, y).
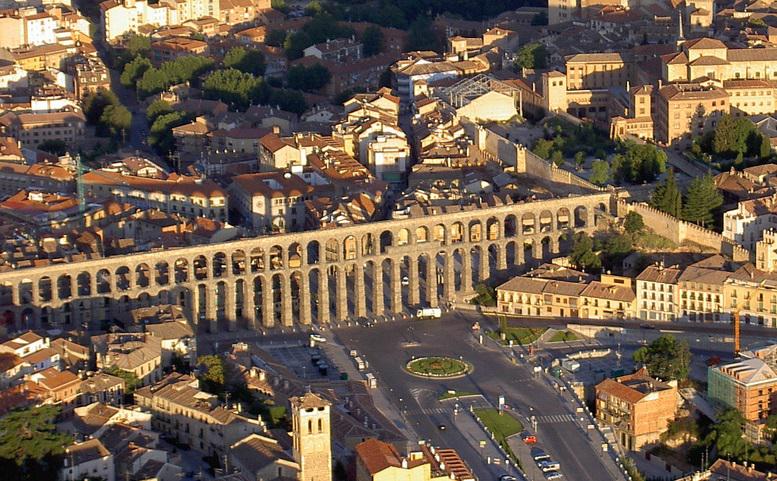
top-left (308, 419), bottom-right (313, 434)
top-left (318, 418), bottom-right (323, 432)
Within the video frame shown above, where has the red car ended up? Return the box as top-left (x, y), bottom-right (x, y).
top-left (521, 432), bottom-right (537, 444)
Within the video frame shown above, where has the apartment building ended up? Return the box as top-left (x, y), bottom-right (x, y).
top-left (708, 357), bottom-right (777, 422)
top-left (134, 373), bottom-right (264, 456)
top-left (565, 53), bottom-right (631, 91)
top-left (636, 264), bottom-right (681, 322)
top-left (73, 58), bottom-right (111, 100)
top-left (0, 110), bottom-right (86, 149)
top-left (304, 38), bottom-right (363, 62)
top-left (655, 82), bottom-right (729, 144)
top-left (496, 276), bottom-right (587, 317)
top-left (723, 195), bottom-right (777, 251)
top-left (12, 43), bottom-right (69, 71)
top-left (61, 439), bottom-right (115, 481)
top-left (579, 276), bottom-right (636, 320)
top-left (723, 79), bottom-right (775, 117)
top-left (595, 367), bottom-right (678, 451)
top-left (228, 171), bottom-right (314, 233)
top-left (678, 256), bottom-right (733, 322)
top-left (93, 333), bottom-right (162, 386)
top-left (724, 264), bottom-right (777, 328)
top-left (81, 170), bottom-right (228, 221)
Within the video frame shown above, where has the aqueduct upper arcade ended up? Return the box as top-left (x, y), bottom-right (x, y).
top-left (0, 192), bottom-right (613, 333)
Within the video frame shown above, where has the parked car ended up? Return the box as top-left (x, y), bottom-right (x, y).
top-left (499, 476), bottom-right (518, 481)
top-left (538, 460), bottom-right (561, 472)
top-left (310, 334), bottom-right (326, 343)
top-left (532, 449), bottom-right (550, 462)
top-left (521, 431), bottom-right (537, 444)
top-left (545, 472), bottom-right (563, 480)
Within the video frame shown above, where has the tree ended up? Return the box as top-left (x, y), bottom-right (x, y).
top-left (602, 233), bottom-right (633, 271)
top-left (37, 139), bottom-right (68, 156)
top-left (760, 134), bottom-right (772, 159)
top-left (146, 99), bottom-right (173, 122)
top-left (682, 173), bottom-right (723, 227)
top-left (651, 168), bottom-right (682, 217)
top-left (550, 150), bottom-right (564, 166)
top-left (570, 232), bottom-right (601, 272)
top-left (83, 88), bottom-right (120, 126)
top-left (284, 31), bottom-right (313, 60)
top-left (224, 46), bottom-right (266, 76)
top-left (266, 29), bottom-right (287, 47)
top-left (623, 212), bottom-right (645, 234)
top-left (705, 409), bottom-right (749, 460)
top-left (197, 354), bottom-right (226, 394)
top-left (711, 114), bottom-right (759, 158)
top-left (590, 159), bottom-right (610, 185)
top-left (268, 88), bottom-right (308, 115)
top-left (514, 43), bottom-right (547, 70)
top-left (149, 111), bottom-right (188, 154)
top-left (362, 25), bottom-right (384, 56)
top-left (104, 365), bottom-right (141, 393)
top-left (574, 151), bottom-right (585, 170)
top-left (532, 139), bottom-right (554, 159)
top-left (101, 104), bottom-right (132, 140)
top-left (633, 334), bottom-right (691, 380)
top-left (287, 63), bottom-right (331, 91)
top-left (405, 16), bottom-right (444, 52)
top-left (0, 405), bottom-right (71, 481)
top-left (120, 55), bottom-right (152, 88)
top-left (202, 68), bottom-right (264, 111)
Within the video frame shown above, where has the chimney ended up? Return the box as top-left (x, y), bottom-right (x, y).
top-left (272, 125), bottom-right (280, 135)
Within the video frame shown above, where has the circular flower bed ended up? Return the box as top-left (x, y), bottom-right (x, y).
top-left (405, 356), bottom-right (471, 378)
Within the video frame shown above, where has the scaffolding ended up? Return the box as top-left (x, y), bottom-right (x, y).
top-left (438, 74), bottom-right (523, 111)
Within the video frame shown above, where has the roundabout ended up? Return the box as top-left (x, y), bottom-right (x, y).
top-left (405, 356), bottom-right (472, 379)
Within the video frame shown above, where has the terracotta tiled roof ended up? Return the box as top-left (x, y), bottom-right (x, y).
top-left (355, 438), bottom-right (402, 475)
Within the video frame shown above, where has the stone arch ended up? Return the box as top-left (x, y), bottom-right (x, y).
top-left (521, 212), bottom-right (536, 235)
top-left (215, 281), bottom-right (227, 323)
top-left (174, 258), bottom-right (189, 283)
top-left (380, 258), bottom-right (393, 312)
top-left (290, 271), bottom-right (303, 323)
top-left (1, 309), bottom-right (14, 330)
top-left (557, 207), bottom-right (571, 230)
top-left (468, 220), bottom-right (482, 242)
top-left (343, 236), bottom-right (357, 260)
top-left (486, 216), bottom-right (500, 241)
top-left (252, 275), bottom-right (265, 325)
top-left (559, 233), bottom-right (573, 253)
top-left (234, 279), bottom-right (245, 322)
top-left (96, 269), bottom-right (111, 294)
top-left (232, 250), bottom-right (246, 275)
top-left (504, 214), bottom-right (517, 237)
top-left (307, 268), bottom-right (322, 323)
top-left (541, 236), bottom-right (552, 259)
top-left (575, 206), bottom-right (588, 228)
top-left (379, 231), bottom-right (392, 254)
top-left (269, 245), bottom-right (284, 270)
top-left (506, 241), bottom-right (517, 267)
top-left (469, 245), bottom-right (482, 287)
top-left (155, 261), bottom-right (170, 286)
top-left (76, 272), bottom-right (91, 297)
top-left (57, 274), bottom-right (72, 300)
top-left (306, 241), bottom-right (320, 264)
top-left (415, 226), bottom-right (430, 243)
top-left (432, 224), bottom-right (446, 243)
top-left (135, 263), bottom-right (151, 288)
top-left (250, 247), bottom-right (266, 273)
top-left (38, 276), bottom-right (52, 302)
top-left (450, 222), bottom-right (464, 243)
top-left (361, 233), bottom-right (375, 256)
top-left (539, 210), bottom-right (553, 233)
top-left (397, 228), bottom-right (411, 246)
top-left (20, 307), bottom-right (34, 330)
top-left (18, 281), bottom-right (33, 305)
top-left (288, 242), bottom-right (303, 268)
top-left (116, 266), bottom-right (131, 291)
top-left (523, 239), bottom-right (534, 262)
top-left (212, 252), bottom-right (227, 278)
top-left (193, 255), bottom-right (208, 281)
top-left (137, 291), bottom-right (152, 308)
top-left (488, 243), bottom-right (499, 274)
top-left (325, 238), bottom-right (339, 262)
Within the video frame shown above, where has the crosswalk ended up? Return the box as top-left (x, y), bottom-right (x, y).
top-left (535, 413), bottom-right (577, 424)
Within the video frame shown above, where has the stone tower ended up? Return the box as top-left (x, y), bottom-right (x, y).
top-left (291, 392), bottom-right (332, 481)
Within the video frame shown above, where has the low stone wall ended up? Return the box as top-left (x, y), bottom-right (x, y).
top-left (620, 200), bottom-right (751, 262)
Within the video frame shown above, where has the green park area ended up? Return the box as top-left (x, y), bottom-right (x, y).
top-left (406, 357), bottom-right (470, 377)
top-left (548, 330), bottom-right (580, 342)
top-left (474, 408), bottom-right (524, 463)
top-left (489, 327), bottom-right (546, 345)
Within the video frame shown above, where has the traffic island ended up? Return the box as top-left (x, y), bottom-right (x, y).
top-left (405, 356), bottom-right (471, 379)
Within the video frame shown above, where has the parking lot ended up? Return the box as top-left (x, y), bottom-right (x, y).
top-left (262, 343), bottom-right (343, 381)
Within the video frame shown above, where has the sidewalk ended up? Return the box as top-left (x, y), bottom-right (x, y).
top-left (454, 407), bottom-right (527, 480)
top-left (320, 337), bottom-right (419, 443)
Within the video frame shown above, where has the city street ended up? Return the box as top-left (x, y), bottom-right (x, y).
top-left (333, 311), bottom-right (627, 481)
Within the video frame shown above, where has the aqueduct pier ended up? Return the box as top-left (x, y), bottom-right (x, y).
top-left (0, 193), bottom-right (613, 333)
